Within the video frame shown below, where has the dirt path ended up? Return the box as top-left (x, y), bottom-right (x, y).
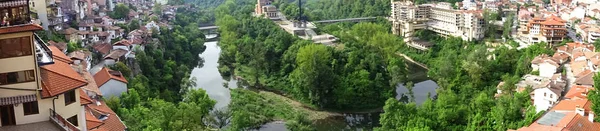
top-left (257, 91), bottom-right (342, 120)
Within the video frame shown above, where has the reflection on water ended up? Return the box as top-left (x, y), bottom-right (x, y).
top-left (195, 34), bottom-right (438, 130)
top-left (190, 39), bottom-right (238, 109)
top-left (312, 62), bottom-right (438, 130)
top-left (314, 113), bottom-right (380, 130)
top-left (396, 80), bottom-right (438, 105)
top-left (254, 121), bottom-right (287, 131)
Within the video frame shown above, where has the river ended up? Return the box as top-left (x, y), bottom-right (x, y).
top-left (191, 34), bottom-right (438, 130)
top-left (190, 34), bottom-right (238, 109)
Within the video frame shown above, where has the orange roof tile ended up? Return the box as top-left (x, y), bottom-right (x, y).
top-left (82, 71), bottom-right (102, 96)
top-left (551, 99), bottom-right (592, 112)
top-left (40, 61), bottom-right (88, 98)
top-left (565, 85), bottom-right (594, 100)
top-left (575, 71), bottom-right (594, 86)
top-left (88, 101), bottom-right (126, 131)
top-left (113, 40), bottom-right (131, 46)
top-left (565, 114), bottom-right (600, 131)
top-left (94, 67), bottom-right (128, 88)
top-left (48, 41), bottom-right (67, 52)
top-left (85, 107), bottom-right (104, 130)
top-left (49, 45), bottom-right (73, 64)
top-left (80, 89), bottom-right (93, 105)
top-left (516, 123), bottom-right (563, 131)
top-left (68, 50), bottom-right (88, 61)
top-left (92, 42), bottom-right (112, 55)
top-left (0, 24), bottom-right (43, 35)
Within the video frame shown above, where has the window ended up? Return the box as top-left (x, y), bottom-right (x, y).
top-left (0, 70), bottom-right (35, 85)
top-left (0, 36), bottom-right (32, 59)
top-left (549, 101), bottom-right (552, 104)
top-left (64, 90), bottom-right (76, 105)
top-left (550, 94), bottom-right (553, 98)
top-left (544, 93), bottom-right (546, 97)
top-left (22, 101), bottom-right (39, 115)
top-left (66, 115), bottom-right (78, 126)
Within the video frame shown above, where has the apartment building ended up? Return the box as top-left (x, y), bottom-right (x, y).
top-left (29, 0), bottom-right (64, 30)
top-left (390, 0), bottom-right (486, 41)
top-left (0, 1), bottom-right (87, 130)
top-left (520, 15), bottom-right (567, 44)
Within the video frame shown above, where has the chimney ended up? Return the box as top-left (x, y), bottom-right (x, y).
top-left (576, 105), bottom-right (585, 116)
top-left (589, 111), bottom-right (595, 122)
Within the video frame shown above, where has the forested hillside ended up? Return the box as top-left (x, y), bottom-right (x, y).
top-left (274, 0), bottom-right (390, 21)
top-left (106, 5), bottom-right (220, 130)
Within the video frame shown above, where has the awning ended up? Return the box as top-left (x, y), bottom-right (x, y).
top-left (0, 94), bottom-right (37, 106)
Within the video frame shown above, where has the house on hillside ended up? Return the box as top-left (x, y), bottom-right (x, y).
top-left (103, 49), bottom-right (128, 66)
top-left (531, 54), bottom-right (561, 78)
top-left (93, 67), bottom-right (128, 98)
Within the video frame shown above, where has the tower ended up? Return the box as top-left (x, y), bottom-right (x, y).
top-left (297, 0), bottom-right (305, 22)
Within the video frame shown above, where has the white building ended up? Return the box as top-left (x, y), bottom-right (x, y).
top-left (533, 86), bottom-right (563, 112)
top-left (93, 67), bottom-right (128, 98)
top-left (390, 0), bottom-right (486, 41)
top-left (531, 54), bottom-right (561, 78)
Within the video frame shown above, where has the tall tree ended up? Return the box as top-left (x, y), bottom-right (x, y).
top-left (290, 44), bottom-right (335, 107)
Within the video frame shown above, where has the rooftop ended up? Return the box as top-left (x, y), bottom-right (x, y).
top-left (40, 60), bottom-right (88, 98)
top-left (93, 67), bottom-right (128, 88)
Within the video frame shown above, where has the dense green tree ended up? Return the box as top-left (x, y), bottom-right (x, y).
top-left (290, 44), bottom-right (335, 107)
top-left (110, 3), bottom-right (130, 19)
top-left (109, 62), bottom-right (132, 78)
top-left (591, 72), bottom-right (600, 122)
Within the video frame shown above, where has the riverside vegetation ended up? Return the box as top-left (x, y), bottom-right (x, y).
top-left (103, 0), bottom-right (600, 130)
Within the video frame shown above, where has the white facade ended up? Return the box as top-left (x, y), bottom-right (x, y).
top-left (29, 0), bottom-right (49, 29)
top-left (104, 59), bottom-right (116, 66)
top-left (99, 80), bottom-right (128, 98)
top-left (532, 62), bottom-right (559, 78)
top-left (533, 88), bottom-right (561, 112)
top-left (390, 1), bottom-right (486, 41)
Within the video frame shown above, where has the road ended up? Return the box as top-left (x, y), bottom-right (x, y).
top-left (563, 63), bottom-right (576, 95)
top-left (567, 29), bottom-right (582, 42)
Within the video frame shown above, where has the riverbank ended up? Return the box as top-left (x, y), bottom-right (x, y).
top-left (256, 91), bottom-right (342, 120)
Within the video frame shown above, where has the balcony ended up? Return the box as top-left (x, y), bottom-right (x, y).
top-left (48, 17), bottom-right (62, 26)
top-left (0, 0), bottom-right (31, 28)
top-left (49, 109), bottom-right (80, 131)
top-left (34, 33), bottom-right (54, 66)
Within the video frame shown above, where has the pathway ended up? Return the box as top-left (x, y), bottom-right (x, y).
top-left (563, 63), bottom-right (576, 94)
top-left (89, 60), bottom-right (106, 75)
top-left (397, 53), bottom-right (429, 70)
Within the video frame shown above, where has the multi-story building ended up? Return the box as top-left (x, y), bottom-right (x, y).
top-left (29, 0), bottom-right (64, 30)
top-left (255, 0), bottom-right (272, 15)
top-left (0, 1), bottom-right (86, 130)
top-left (390, 0), bottom-right (486, 41)
top-left (521, 15), bottom-right (567, 44)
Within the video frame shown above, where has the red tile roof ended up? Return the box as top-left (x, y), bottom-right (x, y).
top-left (113, 40), bottom-right (131, 46)
top-left (0, 24), bottom-right (43, 35)
top-left (565, 114), bottom-right (600, 131)
top-left (92, 42), bottom-right (112, 55)
top-left (48, 41), bottom-right (67, 52)
top-left (61, 28), bottom-right (78, 35)
top-left (85, 106), bottom-right (104, 130)
top-left (40, 60), bottom-right (88, 98)
top-left (88, 101), bottom-right (127, 131)
top-left (81, 71), bottom-right (102, 96)
top-left (551, 99), bottom-right (592, 113)
top-left (104, 49), bottom-right (128, 60)
top-left (94, 67), bottom-right (128, 88)
top-left (49, 45), bottom-right (73, 64)
top-left (565, 85), bottom-right (594, 100)
top-left (80, 89), bottom-right (93, 105)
